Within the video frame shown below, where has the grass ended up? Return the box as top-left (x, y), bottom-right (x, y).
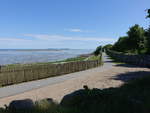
top-left (86, 55), bottom-right (103, 65)
top-left (85, 55), bottom-right (101, 61)
top-left (1, 74), bottom-right (150, 113)
top-left (58, 57), bottom-right (86, 63)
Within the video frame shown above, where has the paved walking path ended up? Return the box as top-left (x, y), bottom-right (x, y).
top-left (0, 53), bottom-right (149, 107)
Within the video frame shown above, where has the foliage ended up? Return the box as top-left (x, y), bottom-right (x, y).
top-left (127, 24), bottom-right (147, 54)
top-left (108, 10), bottom-right (150, 54)
top-left (112, 36), bottom-right (129, 52)
top-left (146, 9), bottom-right (150, 18)
top-left (145, 28), bottom-right (150, 54)
top-left (111, 24), bottom-right (147, 54)
top-left (103, 44), bottom-right (113, 51)
top-left (146, 9), bottom-right (150, 54)
top-left (93, 45), bottom-right (102, 56)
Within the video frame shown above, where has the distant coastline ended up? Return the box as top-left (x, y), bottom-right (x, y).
top-left (0, 48), bottom-right (70, 51)
top-left (0, 48), bottom-right (93, 52)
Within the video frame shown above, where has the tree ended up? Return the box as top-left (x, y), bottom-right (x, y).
top-left (146, 9), bottom-right (150, 18)
top-left (112, 36), bottom-right (129, 52)
top-left (145, 28), bottom-right (150, 54)
top-left (146, 9), bottom-right (150, 54)
top-left (103, 44), bottom-right (113, 51)
top-left (111, 25), bottom-right (147, 54)
top-left (127, 24), bottom-right (146, 54)
top-left (94, 46), bottom-right (102, 56)
top-left (110, 10), bottom-right (149, 54)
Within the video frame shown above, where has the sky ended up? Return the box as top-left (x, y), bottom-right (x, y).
top-left (0, 0), bottom-right (149, 49)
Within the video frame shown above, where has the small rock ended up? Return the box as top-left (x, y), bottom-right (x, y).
top-left (9, 99), bottom-right (34, 110)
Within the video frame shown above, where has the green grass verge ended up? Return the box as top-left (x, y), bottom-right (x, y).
top-left (1, 74), bottom-right (150, 113)
top-left (58, 57), bottom-right (86, 62)
top-left (85, 55), bottom-right (100, 61)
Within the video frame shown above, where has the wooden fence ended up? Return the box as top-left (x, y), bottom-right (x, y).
top-left (0, 60), bottom-right (101, 86)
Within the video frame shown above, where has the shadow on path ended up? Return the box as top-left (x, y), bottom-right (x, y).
top-left (111, 71), bottom-right (150, 82)
top-left (114, 63), bottom-right (145, 68)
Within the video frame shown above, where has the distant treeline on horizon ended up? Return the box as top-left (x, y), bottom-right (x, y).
top-left (0, 48), bottom-right (91, 51)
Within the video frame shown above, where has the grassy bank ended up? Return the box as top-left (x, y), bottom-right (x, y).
top-left (85, 55), bottom-right (101, 61)
top-left (1, 74), bottom-right (150, 113)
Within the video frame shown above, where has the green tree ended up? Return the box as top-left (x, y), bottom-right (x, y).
top-left (146, 9), bottom-right (150, 54)
top-left (112, 36), bottom-right (129, 52)
top-left (127, 24), bottom-right (146, 54)
top-left (146, 9), bottom-right (150, 18)
top-left (111, 10), bottom-right (149, 54)
top-left (103, 44), bottom-right (113, 52)
top-left (145, 28), bottom-right (150, 54)
top-left (94, 46), bottom-right (102, 56)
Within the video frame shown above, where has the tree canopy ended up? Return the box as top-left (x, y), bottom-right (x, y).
top-left (99, 9), bottom-right (150, 55)
top-left (103, 44), bottom-right (113, 51)
top-left (94, 46), bottom-right (102, 56)
top-left (146, 9), bottom-right (150, 18)
top-left (111, 24), bottom-right (146, 54)
top-left (146, 9), bottom-right (150, 54)
top-left (127, 24), bottom-right (146, 53)
top-left (112, 36), bottom-right (129, 52)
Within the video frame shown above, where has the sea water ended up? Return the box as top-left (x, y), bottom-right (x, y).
top-left (0, 49), bottom-right (93, 65)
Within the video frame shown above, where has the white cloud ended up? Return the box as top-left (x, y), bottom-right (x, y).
top-left (0, 34), bottom-right (117, 43)
top-left (67, 28), bottom-right (82, 32)
top-left (0, 37), bottom-right (32, 42)
top-left (23, 34), bottom-right (116, 42)
top-left (0, 34), bottom-right (116, 49)
top-left (65, 28), bottom-right (92, 33)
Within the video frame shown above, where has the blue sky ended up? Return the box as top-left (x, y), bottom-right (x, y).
top-left (0, 0), bottom-right (149, 49)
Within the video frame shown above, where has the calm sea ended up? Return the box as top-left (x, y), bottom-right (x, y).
top-left (0, 49), bottom-right (93, 65)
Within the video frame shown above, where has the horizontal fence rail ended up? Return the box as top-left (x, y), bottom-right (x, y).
top-left (0, 60), bottom-right (101, 86)
top-left (106, 50), bottom-right (150, 68)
